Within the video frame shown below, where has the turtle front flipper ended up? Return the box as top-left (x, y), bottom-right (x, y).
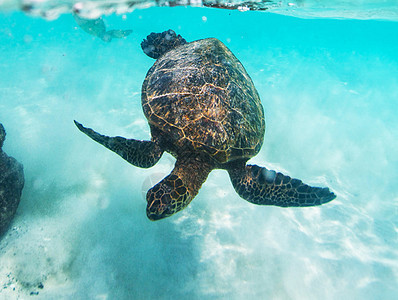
top-left (228, 163), bottom-right (336, 207)
top-left (146, 156), bottom-right (213, 220)
top-left (74, 121), bottom-right (163, 168)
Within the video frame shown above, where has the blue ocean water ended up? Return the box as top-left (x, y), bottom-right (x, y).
top-left (0, 5), bottom-right (398, 299)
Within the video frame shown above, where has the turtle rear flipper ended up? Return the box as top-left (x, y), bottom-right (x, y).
top-left (74, 121), bottom-right (163, 168)
top-left (141, 29), bottom-right (187, 59)
top-left (228, 163), bottom-right (336, 207)
top-left (146, 156), bottom-right (213, 220)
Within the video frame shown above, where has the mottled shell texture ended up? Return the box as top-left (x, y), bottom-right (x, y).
top-left (142, 38), bottom-right (265, 163)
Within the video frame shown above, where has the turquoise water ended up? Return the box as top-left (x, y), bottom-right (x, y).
top-left (1, 6), bottom-right (398, 299)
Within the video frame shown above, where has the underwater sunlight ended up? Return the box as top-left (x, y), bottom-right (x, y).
top-left (0, 3), bottom-right (397, 299)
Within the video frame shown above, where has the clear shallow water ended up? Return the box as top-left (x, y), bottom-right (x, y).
top-left (0, 5), bottom-right (398, 299)
top-left (2, 0), bottom-right (398, 20)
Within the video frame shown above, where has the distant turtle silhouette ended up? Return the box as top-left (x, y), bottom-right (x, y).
top-left (0, 124), bottom-right (24, 235)
top-left (73, 12), bottom-right (132, 42)
top-left (75, 29), bottom-right (335, 221)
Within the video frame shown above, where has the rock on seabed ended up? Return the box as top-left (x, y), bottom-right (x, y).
top-left (0, 123), bottom-right (24, 236)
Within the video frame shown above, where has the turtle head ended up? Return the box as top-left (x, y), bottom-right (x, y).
top-left (0, 123), bottom-right (5, 149)
top-left (141, 29), bottom-right (187, 60)
top-left (146, 174), bottom-right (191, 221)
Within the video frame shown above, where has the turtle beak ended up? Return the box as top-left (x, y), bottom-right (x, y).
top-left (146, 204), bottom-right (171, 221)
top-left (146, 210), bottom-right (166, 221)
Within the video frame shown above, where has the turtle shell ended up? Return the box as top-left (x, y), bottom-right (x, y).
top-left (142, 38), bottom-right (265, 164)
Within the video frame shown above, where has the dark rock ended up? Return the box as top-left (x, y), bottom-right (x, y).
top-left (0, 123), bottom-right (24, 236)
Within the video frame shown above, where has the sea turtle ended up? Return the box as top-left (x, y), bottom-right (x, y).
top-left (73, 11), bottom-right (132, 42)
top-left (0, 123), bottom-right (24, 235)
top-left (75, 29), bottom-right (336, 221)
